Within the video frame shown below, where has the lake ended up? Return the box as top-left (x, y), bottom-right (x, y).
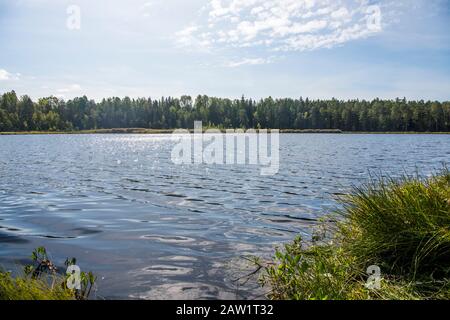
top-left (0, 134), bottom-right (449, 299)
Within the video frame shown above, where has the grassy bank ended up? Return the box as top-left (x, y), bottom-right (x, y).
top-left (0, 247), bottom-right (96, 300)
top-left (260, 169), bottom-right (450, 300)
top-left (0, 272), bottom-right (74, 300)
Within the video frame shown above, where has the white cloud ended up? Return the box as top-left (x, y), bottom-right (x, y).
top-left (0, 69), bottom-right (20, 81)
top-left (175, 25), bottom-right (200, 47)
top-left (0, 69), bottom-right (11, 80)
top-left (176, 0), bottom-right (390, 53)
top-left (174, 24), bottom-right (215, 51)
top-left (225, 57), bottom-right (272, 67)
top-left (331, 7), bottom-right (350, 20)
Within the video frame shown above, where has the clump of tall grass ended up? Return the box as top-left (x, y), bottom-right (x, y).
top-left (261, 169), bottom-right (450, 300)
top-left (338, 170), bottom-right (450, 286)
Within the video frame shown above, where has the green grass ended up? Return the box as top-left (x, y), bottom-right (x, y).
top-left (0, 272), bottom-right (74, 300)
top-left (0, 247), bottom-right (96, 300)
top-left (261, 169), bottom-right (450, 300)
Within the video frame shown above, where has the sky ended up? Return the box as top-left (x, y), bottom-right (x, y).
top-left (0, 0), bottom-right (449, 101)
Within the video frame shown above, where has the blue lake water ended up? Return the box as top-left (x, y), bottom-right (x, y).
top-left (0, 134), bottom-right (449, 299)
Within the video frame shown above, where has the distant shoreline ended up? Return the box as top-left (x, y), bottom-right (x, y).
top-left (1, 128), bottom-right (450, 135)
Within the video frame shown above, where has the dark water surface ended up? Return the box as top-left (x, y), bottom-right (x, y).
top-left (0, 134), bottom-right (448, 299)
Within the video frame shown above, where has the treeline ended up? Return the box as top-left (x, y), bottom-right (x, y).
top-left (0, 91), bottom-right (449, 132)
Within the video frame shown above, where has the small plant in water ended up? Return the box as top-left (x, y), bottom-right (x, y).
top-left (64, 257), bottom-right (97, 300)
top-left (24, 247), bottom-right (57, 279)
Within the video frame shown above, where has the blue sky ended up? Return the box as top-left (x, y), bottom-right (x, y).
top-left (0, 0), bottom-right (449, 101)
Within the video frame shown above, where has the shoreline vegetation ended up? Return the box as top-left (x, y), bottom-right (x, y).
top-left (0, 247), bottom-right (97, 300)
top-left (0, 128), bottom-right (342, 135)
top-left (256, 169), bottom-right (450, 300)
top-left (1, 128), bottom-right (450, 135)
top-left (1, 170), bottom-right (449, 300)
top-left (0, 247), bottom-right (96, 300)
